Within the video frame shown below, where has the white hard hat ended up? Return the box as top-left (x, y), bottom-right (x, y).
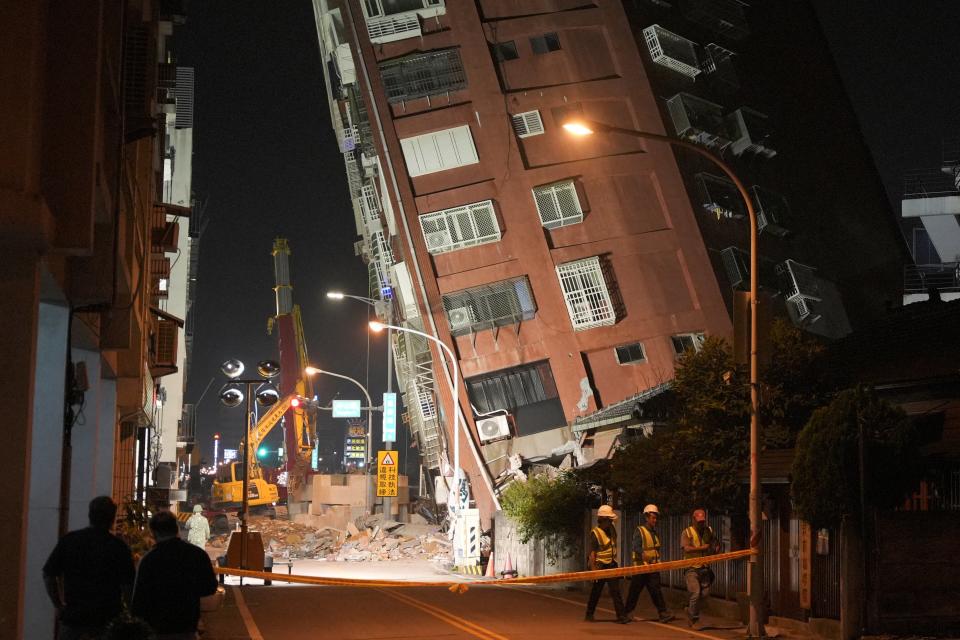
top-left (597, 505), bottom-right (618, 520)
top-left (643, 504), bottom-right (659, 515)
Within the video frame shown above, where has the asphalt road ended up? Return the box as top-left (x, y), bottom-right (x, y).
top-left (202, 582), bottom-right (755, 640)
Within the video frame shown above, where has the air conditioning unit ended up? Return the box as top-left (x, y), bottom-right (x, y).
top-left (478, 414), bottom-right (511, 444)
top-left (425, 230), bottom-right (452, 252)
top-left (447, 306), bottom-right (475, 332)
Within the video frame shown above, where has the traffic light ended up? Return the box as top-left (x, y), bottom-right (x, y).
top-left (257, 446), bottom-right (268, 458)
top-left (291, 397), bottom-right (301, 408)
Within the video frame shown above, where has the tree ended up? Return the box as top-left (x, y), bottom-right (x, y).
top-left (791, 386), bottom-right (918, 528)
top-left (608, 321), bottom-right (832, 514)
top-left (500, 471), bottom-right (592, 563)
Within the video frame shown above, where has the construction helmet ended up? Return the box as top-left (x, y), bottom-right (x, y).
top-left (643, 504), bottom-right (659, 515)
top-left (596, 505), bottom-right (618, 520)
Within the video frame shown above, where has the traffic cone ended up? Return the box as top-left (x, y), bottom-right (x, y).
top-left (484, 552), bottom-right (496, 578)
top-left (500, 552), bottom-right (518, 578)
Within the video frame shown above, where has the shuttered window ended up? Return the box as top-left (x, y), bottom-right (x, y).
top-left (419, 200), bottom-right (501, 254)
top-left (400, 125), bottom-right (479, 177)
top-left (532, 180), bottom-right (583, 229)
top-left (511, 111), bottom-right (544, 138)
top-left (556, 257), bottom-right (616, 330)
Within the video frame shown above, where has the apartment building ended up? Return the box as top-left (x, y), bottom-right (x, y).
top-left (901, 138), bottom-right (960, 304)
top-left (311, 0), bottom-right (906, 525)
top-left (1, 1), bottom-right (191, 636)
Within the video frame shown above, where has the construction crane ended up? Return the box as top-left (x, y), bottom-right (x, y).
top-left (268, 238), bottom-right (316, 495)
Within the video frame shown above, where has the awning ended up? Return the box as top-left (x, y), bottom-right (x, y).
top-left (150, 306), bottom-right (185, 327)
top-left (571, 382), bottom-right (673, 434)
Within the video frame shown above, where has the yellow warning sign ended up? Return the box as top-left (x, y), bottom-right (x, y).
top-left (377, 450), bottom-right (398, 497)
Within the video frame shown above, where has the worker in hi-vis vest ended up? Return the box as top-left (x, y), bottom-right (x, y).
top-left (624, 504), bottom-right (675, 623)
top-left (680, 508), bottom-right (719, 629)
top-left (584, 505), bottom-right (630, 624)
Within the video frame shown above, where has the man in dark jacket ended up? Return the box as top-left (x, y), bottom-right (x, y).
top-left (132, 510), bottom-right (218, 639)
top-left (43, 496), bottom-right (136, 639)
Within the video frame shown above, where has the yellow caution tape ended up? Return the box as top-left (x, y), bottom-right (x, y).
top-left (215, 548), bottom-right (756, 593)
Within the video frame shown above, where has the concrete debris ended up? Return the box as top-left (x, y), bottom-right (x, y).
top-left (210, 514), bottom-right (451, 563)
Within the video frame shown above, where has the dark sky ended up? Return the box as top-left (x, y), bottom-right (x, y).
top-left (173, 2), bottom-right (959, 466)
top-left (173, 3), bottom-right (389, 466)
top-left (810, 0), bottom-right (960, 213)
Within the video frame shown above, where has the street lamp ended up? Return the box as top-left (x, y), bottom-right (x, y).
top-left (326, 290), bottom-right (397, 517)
top-left (303, 366), bottom-right (375, 512)
top-left (218, 358), bottom-right (282, 571)
top-left (563, 116), bottom-right (765, 637)
top-left (368, 321), bottom-right (466, 517)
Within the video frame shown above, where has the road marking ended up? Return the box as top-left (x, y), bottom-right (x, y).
top-left (232, 586), bottom-right (265, 640)
top-left (504, 585), bottom-right (730, 640)
top-left (379, 588), bottom-right (510, 640)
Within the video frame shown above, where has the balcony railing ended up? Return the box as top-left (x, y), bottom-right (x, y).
top-left (666, 93), bottom-right (731, 151)
top-left (727, 107), bottom-right (776, 158)
top-left (903, 169), bottom-right (960, 199)
top-left (367, 13), bottom-right (421, 44)
top-left (904, 263), bottom-right (960, 294)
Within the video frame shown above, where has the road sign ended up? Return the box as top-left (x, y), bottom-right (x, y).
top-left (344, 436), bottom-right (366, 461)
top-left (223, 449), bottom-right (238, 461)
top-left (382, 392), bottom-right (397, 442)
top-left (377, 450), bottom-right (398, 497)
top-left (332, 399), bottom-right (362, 418)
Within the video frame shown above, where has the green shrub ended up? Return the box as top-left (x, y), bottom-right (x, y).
top-left (500, 471), bottom-right (591, 563)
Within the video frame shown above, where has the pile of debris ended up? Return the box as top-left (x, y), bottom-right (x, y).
top-left (208, 514), bottom-right (451, 563)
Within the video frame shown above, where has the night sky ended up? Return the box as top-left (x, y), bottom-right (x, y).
top-left (173, 2), bottom-right (959, 467)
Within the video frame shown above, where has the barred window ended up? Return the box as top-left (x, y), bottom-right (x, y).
top-left (493, 41), bottom-right (519, 62)
top-left (442, 277), bottom-right (536, 337)
top-left (379, 48), bottom-right (466, 104)
top-left (533, 180), bottom-right (583, 229)
top-left (419, 200), bottom-right (501, 254)
top-left (511, 111), bottom-right (544, 138)
top-left (530, 33), bottom-right (561, 54)
top-left (555, 257), bottom-right (616, 330)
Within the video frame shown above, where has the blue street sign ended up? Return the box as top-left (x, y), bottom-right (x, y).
top-left (382, 392), bottom-right (397, 443)
top-left (332, 399), bottom-right (362, 418)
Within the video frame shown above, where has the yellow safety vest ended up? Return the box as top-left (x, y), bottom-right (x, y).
top-left (592, 527), bottom-right (617, 565)
top-left (683, 525), bottom-right (714, 568)
top-left (632, 525), bottom-right (661, 565)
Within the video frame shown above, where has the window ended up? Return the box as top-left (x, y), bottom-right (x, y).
top-left (533, 180), bottom-right (583, 229)
top-left (442, 277), bottom-right (536, 337)
top-left (419, 200), bottom-right (501, 254)
top-left (400, 125), bottom-right (479, 177)
top-left (615, 342), bottom-right (646, 365)
top-left (510, 111), bottom-right (545, 138)
top-left (379, 48), bottom-right (467, 104)
top-left (530, 32), bottom-right (561, 54)
top-left (467, 361), bottom-right (566, 436)
top-left (492, 41), bottom-right (519, 61)
top-left (556, 257), bottom-right (616, 330)
top-left (364, 0), bottom-right (442, 18)
top-left (671, 332), bottom-right (705, 356)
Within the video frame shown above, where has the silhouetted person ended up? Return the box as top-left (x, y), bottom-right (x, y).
top-left (43, 496), bottom-right (136, 639)
top-left (132, 510), bottom-right (218, 639)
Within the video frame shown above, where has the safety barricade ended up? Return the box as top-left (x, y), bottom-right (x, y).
top-left (215, 548), bottom-right (756, 594)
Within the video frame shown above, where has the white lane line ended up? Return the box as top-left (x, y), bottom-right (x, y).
top-left (232, 586), bottom-right (265, 640)
top-left (503, 585), bottom-right (731, 640)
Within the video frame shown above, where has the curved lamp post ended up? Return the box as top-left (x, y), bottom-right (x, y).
top-left (304, 366), bottom-right (374, 512)
top-left (562, 117), bottom-right (765, 638)
top-left (218, 358), bottom-right (282, 571)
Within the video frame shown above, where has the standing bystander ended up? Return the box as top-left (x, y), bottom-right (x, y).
top-left (42, 496), bottom-right (136, 640)
top-left (132, 510), bottom-right (218, 639)
top-left (185, 504), bottom-right (210, 549)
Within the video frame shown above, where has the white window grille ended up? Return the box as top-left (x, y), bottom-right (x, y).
top-left (400, 125), bottom-right (479, 177)
top-left (357, 183), bottom-right (381, 227)
top-left (532, 180), bottom-right (583, 229)
top-left (671, 332), bottom-right (705, 356)
top-left (442, 277), bottom-right (536, 337)
top-left (379, 48), bottom-right (466, 104)
top-left (643, 25), bottom-right (701, 79)
top-left (555, 257), bottom-right (616, 330)
top-left (511, 111), bottom-right (545, 138)
top-left (419, 200), bottom-right (500, 254)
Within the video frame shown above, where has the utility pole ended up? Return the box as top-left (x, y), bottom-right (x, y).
top-left (382, 298), bottom-right (394, 519)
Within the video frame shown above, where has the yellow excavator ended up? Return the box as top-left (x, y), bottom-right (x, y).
top-left (211, 392), bottom-right (309, 515)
